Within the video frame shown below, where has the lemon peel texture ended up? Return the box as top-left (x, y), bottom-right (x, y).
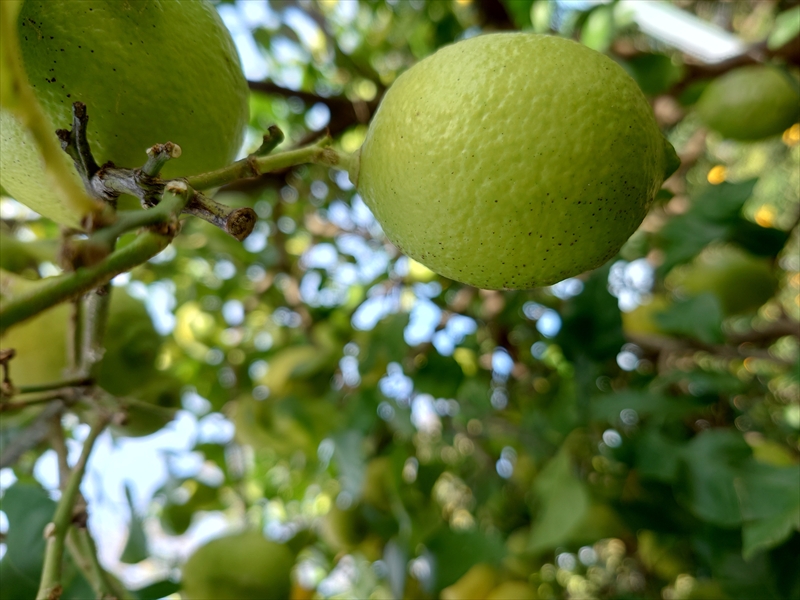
top-left (355, 33), bottom-right (677, 289)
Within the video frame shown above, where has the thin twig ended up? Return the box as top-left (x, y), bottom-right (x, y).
top-left (185, 136), bottom-right (347, 190)
top-left (0, 401), bottom-right (65, 469)
top-left (16, 377), bottom-right (94, 395)
top-left (0, 391), bottom-right (66, 413)
top-left (37, 415), bottom-right (108, 600)
top-left (0, 188), bottom-right (189, 335)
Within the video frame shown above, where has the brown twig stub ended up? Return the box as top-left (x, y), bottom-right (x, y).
top-left (183, 192), bottom-right (257, 241)
top-left (0, 348), bottom-right (15, 396)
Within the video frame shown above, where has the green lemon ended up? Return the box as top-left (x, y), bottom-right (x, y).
top-left (0, 302), bottom-right (69, 386)
top-left (440, 563), bottom-right (498, 600)
top-left (673, 245), bottom-right (778, 316)
top-left (1, 0), bottom-right (248, 227)
top-left (696, 66), bottom-right (800, 141)
top-left (486, 581), bottom-right (538, 600)
top-left (0, 289), bottom-right (163, 392)
top-left (181, 530), bottom-right (294, 600)
top-left (354, 33), bottom-right (677, 290)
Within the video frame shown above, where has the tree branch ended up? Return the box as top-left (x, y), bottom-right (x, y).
top-left (0, 188), bottom-right (188, 335)
top-left (37, 415), bottom-right (108, 600)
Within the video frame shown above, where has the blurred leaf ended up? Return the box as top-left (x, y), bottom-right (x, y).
top-left (414, 351), bottom-right (464, 398)
top-left (557, 264), bottom-right (624, 362)
top-left (131, 579), bottom-right (181, 600)
top-left (333, 430), bottom-right (366, 501)
top-left (676, 429), bottom-right (752, 528)
top-left (591, 390), bottom-right (701, 424)
top-left (726, 220), bottom-right (790, 258)
top-left (624, 53), bottom-right (684, 96)
top-left (581, 5), bottom-right (614, 52)
top-left (501, 0), bottom-right (535, 29)
top-left (427, 528), bottom-right (505, 592)
top-left (768, 7), bottom-right (800, 50)
top-left (658, 180), bottom-right (758, 273)
top-left (528, 447), bottom-right (590, 553)
top-left (654, 293), bottom-right (724, 345)
top-left (636, 425), bottom-right (686, 482)
top-left (120, 483), bottom-right (149, 564)
top-left (736, 463), bottom-right (800, 560)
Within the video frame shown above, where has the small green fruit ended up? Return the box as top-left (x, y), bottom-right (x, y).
top-left (440, 563), bottom-right (498, 600)
top-left (181, 531), bottom-right (294, 600)
top-left (674, 246), bottom-right (778, 316)
top-left (696, 66), bottom-right (800, 141)
top-left (1, 0), bottom-right (248, 227)
top-left (355, 33), bottom-right (677, 289)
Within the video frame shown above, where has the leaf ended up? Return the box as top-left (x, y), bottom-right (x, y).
top-left (735, 463), bottom-right (800, 560)
top-left (676, 429), bottom-right (752, 528)
top-left (414, 350), bottom-right (464, 398)
top-left (131, 579), bottom-right (181, 600)
top-left (624, 53), bottom-right (684, 96)
top-left (333, 429), bottom-right (367, 502)
top-left (528, 448), bottom-right (590, 553)
top-left (120, 483), bottom-right (149, 564)
top-left (590, 390), bottom-right (701, 424)
top-left (0, 482), bottom-right (54, 597)
top-left (557, 264), bottom-right (624, 362)
top-left (636, 426), bottom-right (687, 483)
top-left (768, 6), bottom-right (800, 50)
top-left (426, 527), bottom-right (505, 592)
top-left (657, 180), bottom-right (758, 273)
top-left (654, 293), bottom-right (724, 345)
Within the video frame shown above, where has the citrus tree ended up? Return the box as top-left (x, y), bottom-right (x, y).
top-left (0, 1), bottom-right (798, 599)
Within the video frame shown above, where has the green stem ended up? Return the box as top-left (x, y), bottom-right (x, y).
top-left (0, 190), bottom-right (189, 335)
top-left (17, 377), bottom-right (94, 395)
top-left (78, 285), bottom-right (111, 376)
top-left (37, 416), bottom-right (107, 600)
top-left (0, 391), bottom-right (64, 413)
top-left (185, 138), bottom-right (349, 190)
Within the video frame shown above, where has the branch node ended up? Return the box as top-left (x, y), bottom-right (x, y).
top-left (183, 192), bottom-right (256, 241)
top-left (253, 125), bottom-right (285, 156)
top-left (43, 522), bottom-right (56, 539)
top-left (142, 141), bottom-right (181, 177)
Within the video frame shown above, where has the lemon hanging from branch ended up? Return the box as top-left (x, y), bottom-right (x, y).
top-left (350, 33), bottom-right (678, 289)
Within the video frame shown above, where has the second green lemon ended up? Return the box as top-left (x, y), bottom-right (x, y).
top-left (354, 33), bottom-right (677, 289)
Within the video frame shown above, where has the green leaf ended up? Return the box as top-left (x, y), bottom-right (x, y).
top-left (590, 390), bottom-right (701, 424)
top-left (624, 53), bottom-right (685, 96)
top-left (131, 579), bottom-right (181, 600)
top-left (676, 429), bottom-right (752, 527)
top-left (426, 527), bottom-right (505, 591)
top-left (636, 426), bottom-right (686, 482)
top-left (768, 7), bottom-right (800, 50)
top-left (333, 429), bottom-right (367, 501)
top-left (528, 448), bottom-right (590, 553)
top-left (658, 180), bottom-right (758, 273)
top-left (735, 463), bottom-right (800, 560)
top-left (414, 350), bottom-right (464, 398)
top-left (0, 482), bottom-right (53, 599)
top-left (120, 483), bottom-right (149, 564)
top-left (654, 294), bottom-right (724, 345)
top-left (557, 264), bottom-right (624, 362)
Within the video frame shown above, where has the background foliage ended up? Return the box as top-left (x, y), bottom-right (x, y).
top-left (1, 1), bottom-right (799, 599)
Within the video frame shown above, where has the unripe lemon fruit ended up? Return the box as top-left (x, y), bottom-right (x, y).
top-left (353, 33), bottom-right (678, 290)
top-left (1, 0), bottom-right (248, 227)
top-left (181, 530), bottom-right (294, 600)
top-left (696, 66), bottom-right (800, 141)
